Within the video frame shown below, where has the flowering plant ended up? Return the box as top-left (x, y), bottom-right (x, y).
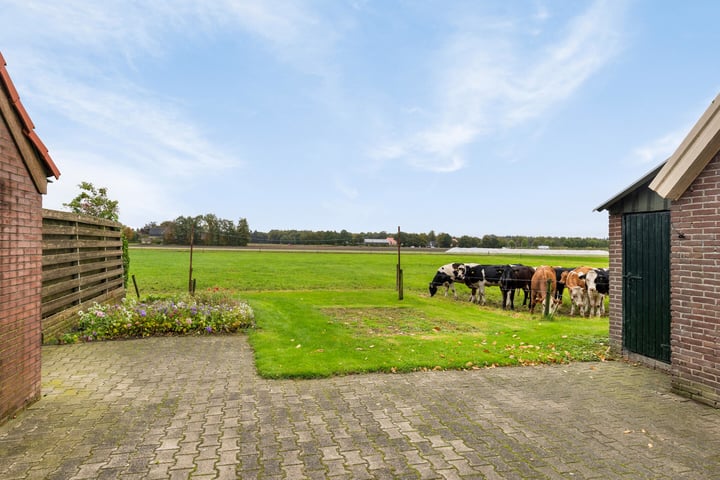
top-left (70, 289), bottom-right (254, 342)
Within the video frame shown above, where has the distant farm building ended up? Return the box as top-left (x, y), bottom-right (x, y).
top-left (364, 237), bottom-right (397, 246)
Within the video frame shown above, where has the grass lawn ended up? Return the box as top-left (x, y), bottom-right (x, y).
top-left (128, 246), bottom-right (611, 378)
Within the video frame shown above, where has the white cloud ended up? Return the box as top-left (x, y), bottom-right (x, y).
top-left (372, 0), bottom-right (627, 173)
top-left (632, 128), bottom-right (688, 165)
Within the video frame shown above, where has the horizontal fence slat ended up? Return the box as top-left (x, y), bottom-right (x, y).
top-left (43, 239), bottom-right (121, 250)
top-left (42, 277), bottom-right (125, 316)
top-left (42, 208), bottom-right (122, 228)
top-left (43, 249), bottom-right (123, 267)
top-left (43, 224), bottom-right (122, 238)
top-left (43, 258), bottom-right (123, 282)
top-left (42, 268), bottom-right (124, 298)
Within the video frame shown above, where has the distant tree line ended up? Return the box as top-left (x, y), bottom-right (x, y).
top-left (131, 216), bottom-right (608, 249)
top-left (135, 214), bottom-right (251, 246)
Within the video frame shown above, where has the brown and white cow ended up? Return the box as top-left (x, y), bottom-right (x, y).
top-left (565, 266), bottom-right (593, 316)
top-left (529, 265), bottom-right (561, 314)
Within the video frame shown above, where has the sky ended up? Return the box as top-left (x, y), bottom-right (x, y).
top-left (3, 0), bottom-right (720, 238)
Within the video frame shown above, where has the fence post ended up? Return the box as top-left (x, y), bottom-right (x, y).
top-left (543, 279), bottom-right (552, 317)
top-left (398, 268), bottom-right (403, 300)
top-left (188, 224), bottom-right (194, 294)
top-left (132, 274), bottom-right (140, 299)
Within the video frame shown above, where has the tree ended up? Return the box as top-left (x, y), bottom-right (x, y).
top-left (237, 218), bottom-right (251, 246)
top-left (437, 233), bottom-right (453, 248)
top-left (64, 181), bottom-right (128, 287)
top-left (63, 181), bottom-right (119, 221)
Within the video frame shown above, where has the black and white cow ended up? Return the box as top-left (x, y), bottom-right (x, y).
top-left (499, 264), bottom-right (535, 310)
top-left (428, 263), bottom-right (467, 298)
top-left (552, 267), bottom-right (575, 306)
top-left (585, 268), bottom-right (609, 316)
top-left (463, 264), bottom-right (506, 305)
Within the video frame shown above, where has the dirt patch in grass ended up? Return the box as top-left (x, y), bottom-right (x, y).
top-left (322, 307), bottom-right (480, 336)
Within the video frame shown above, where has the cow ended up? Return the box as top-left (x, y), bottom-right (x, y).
top-left (428, 263), bottom-right (467, 299)
top-left (499, 264), bottom-right (535, 310)
top-left (463, 264), bottom-right (505, 305)
top-left (529, 265), bottom-right (561, 314)
top-left (553, 267), bottom-right (575, 307)
top-left (565, 266), bottom-right (593, 316)
top-left (585, 268), bottom-right (609, 316)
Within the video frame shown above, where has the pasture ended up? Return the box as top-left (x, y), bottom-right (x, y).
top-left (128, 247), bottom-right (611, 378)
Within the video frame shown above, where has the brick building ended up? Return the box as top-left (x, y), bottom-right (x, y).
top-left (596, 93), bottom-right (720, 407)
top-left (0, 52), bottom-right (60, 424)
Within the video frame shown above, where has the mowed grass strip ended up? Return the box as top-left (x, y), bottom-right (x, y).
top-left (129, 247), bottom-right (611, 378)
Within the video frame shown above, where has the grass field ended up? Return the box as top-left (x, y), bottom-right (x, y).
top-left (128, 246), bottom-right (612, 378)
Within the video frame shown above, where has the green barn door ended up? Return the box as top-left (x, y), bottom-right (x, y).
top-left (622, 211), bottom-right (671, 363)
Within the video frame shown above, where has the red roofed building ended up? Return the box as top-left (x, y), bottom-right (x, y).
top-left (0, 52), bottom-right (60, 424)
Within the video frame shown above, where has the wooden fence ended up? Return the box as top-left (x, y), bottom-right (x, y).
top-left (41, 209), bottom-right (125, 341)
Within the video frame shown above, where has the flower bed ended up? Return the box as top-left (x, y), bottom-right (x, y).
top-left (60, 289), bottom-right (254, 343)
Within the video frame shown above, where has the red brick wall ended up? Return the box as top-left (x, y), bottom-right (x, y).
top-left (607, 214), bottom-right (623, 352)
top-left (669, 152), bottom-right (720, 407)
top-left (0, 115), bottom-right (43, 424)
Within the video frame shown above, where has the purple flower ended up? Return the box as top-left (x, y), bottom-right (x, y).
top-left (139, 309), bottom-right (147, 317)
top-left (205, 326), bottom-right (212, 333)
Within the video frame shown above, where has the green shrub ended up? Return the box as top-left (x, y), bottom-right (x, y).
top-left (67, 289), bottom-right (254, 342)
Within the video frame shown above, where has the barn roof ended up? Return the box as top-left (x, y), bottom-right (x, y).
top-left (594, 161), bottom-right (667, 213)
top-left (0, 51), bottom-right (60, 194)
top-left (649, 92), bottom-right (720, 200)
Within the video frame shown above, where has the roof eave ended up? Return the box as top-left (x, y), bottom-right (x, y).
top-left (649, 92), bottom-right (720, 200)
top-left (0, 52), bottom-right (60, 191)
top-left (594, 161), bottom-right (666, 212)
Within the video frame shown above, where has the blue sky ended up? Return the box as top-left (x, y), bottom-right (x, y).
top-left (3, 0), bottom-right (720, 238)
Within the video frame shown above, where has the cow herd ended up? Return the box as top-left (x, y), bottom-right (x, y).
top-left (428, 263), bottom-right (609, 317)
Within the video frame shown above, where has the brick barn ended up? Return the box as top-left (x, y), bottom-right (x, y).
top-left (0, 52), bottom-right (60, 424)
top-left (596, 92), bottom-right (720, 408)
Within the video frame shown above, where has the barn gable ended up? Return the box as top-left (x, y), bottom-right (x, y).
top-left (597, 92), bottom-right (720, 408)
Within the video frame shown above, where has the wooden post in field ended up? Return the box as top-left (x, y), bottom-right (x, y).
top-left (397, 226), bottom-right (403, 300)
top-left (543, 278), bottom-right (552, 317)
top-left (188, 223), bottom-right (194, 295)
